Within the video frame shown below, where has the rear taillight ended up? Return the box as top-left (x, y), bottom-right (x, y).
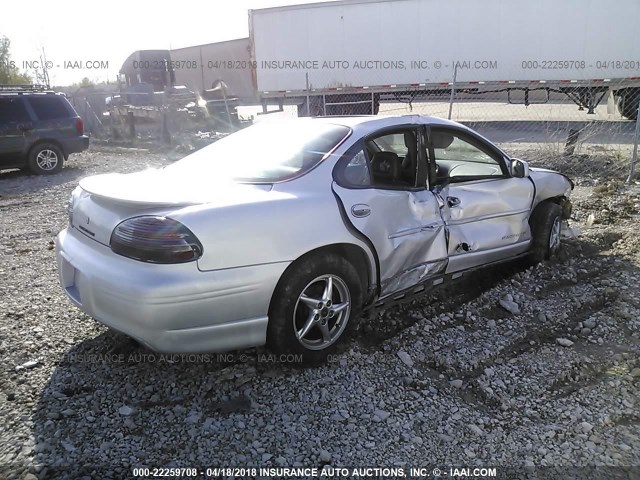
top-left (75, 118), bottom-right (84, 135)
top-left (110, 216), bottom-right (203, 264)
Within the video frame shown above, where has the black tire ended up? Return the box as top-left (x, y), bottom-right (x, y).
top-left (267, 253), bottom-right (363, 363)
top-left (529, 202), bottom-right (562, 264)
top-left (373, 93), bottom-right (381, 115)
top-left (297, 97), bottom-right (324, 117)
top-left (28, 143), bottom-right (64, 175)
top-left (618, 89), bottom-right (640, 120)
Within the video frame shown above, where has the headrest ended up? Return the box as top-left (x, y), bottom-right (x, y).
top-left (404, 132), bottom-right (415, 150)
top-left (432, 131), bottom-right (454, 149)
top-left (371, 151), bottom-right (400, 179)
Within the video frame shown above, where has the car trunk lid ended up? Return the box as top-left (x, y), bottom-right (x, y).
top-left (72, 169), bottom-right (272, 246)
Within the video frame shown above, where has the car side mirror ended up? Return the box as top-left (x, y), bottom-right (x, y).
top-left (511, 158), bottom-right (529, 178)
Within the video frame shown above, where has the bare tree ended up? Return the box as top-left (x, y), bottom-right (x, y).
top-left (32, 46), bottom-right (50, 87)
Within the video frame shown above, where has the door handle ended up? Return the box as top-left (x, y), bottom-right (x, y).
top-left (447, 196), bottom-right (461, 208)
top-left (351, 204), bottom-right (371, 218)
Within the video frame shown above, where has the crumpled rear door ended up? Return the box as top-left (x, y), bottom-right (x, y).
top-left (333, 183), bottom-right (447, 297)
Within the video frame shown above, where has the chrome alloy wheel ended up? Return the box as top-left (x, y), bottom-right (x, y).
top-left (293, 274), bottom-right (351, 350)
top-left (549, 216), bottom-right (561, 254)
top-left (36, 149), bottom-right (60, 171)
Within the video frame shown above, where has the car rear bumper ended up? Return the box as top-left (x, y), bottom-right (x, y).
top-left (63, 135), bottom-right (90, 155)
top-left (55, 227), bottom-right (288, 353)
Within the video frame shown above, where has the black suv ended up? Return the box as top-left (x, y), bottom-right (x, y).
top-left (0, 85), bottom-right (89, 175)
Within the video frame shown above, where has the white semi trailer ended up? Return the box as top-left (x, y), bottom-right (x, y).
top-left (248, 0), bottom-right (640, 119)
top-left (150, 0), bottom-right (640, 119)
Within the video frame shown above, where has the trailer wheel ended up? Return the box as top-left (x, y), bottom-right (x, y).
top-left (618, 88), bottom-right (640, 120)
top-left (297, 97), bottom-right (324, 117)
top-left (372, 93), bottom-right (380, 115)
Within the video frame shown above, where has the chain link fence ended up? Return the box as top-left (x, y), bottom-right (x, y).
top-left (380, 80), bottom-right (639, 184)
top-left (242, 75), bottom-right (639, 184)
top-left (91, 65), bottom-right (640, 183)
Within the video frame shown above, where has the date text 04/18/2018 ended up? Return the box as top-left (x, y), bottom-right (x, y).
top-left (131, 467), bottom-right (499, 478)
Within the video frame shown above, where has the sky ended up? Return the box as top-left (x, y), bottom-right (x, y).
top-left (0, 0), bottom-right (333, 86)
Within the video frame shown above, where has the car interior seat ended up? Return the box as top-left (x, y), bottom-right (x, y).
top-left (370, 151), bottom-right (401, 187)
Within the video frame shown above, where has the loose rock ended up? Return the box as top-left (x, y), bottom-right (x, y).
top-left (397, 350), bottom-right (414, 368)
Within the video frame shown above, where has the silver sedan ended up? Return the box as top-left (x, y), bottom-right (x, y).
top-left (56, 115), bottom-right (573, 362)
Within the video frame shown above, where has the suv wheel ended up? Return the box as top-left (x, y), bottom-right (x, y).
top-left (28, 143), bottom-right (64, 175)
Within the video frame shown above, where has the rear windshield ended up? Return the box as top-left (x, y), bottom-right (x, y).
top-left (166, 121), bottom-right (351, 183)
top-left (25, 96), bottom-right (73, 120)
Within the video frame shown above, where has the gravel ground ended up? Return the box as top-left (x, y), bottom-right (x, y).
top-left (0, 146), bottom-right (639, 480)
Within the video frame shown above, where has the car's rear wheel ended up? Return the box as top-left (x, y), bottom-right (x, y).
top-left (267, 254), bottom-right (362, 363)
top-left (529, 202), bottom-right (562, 263)
top-left (28, 143), bottom-right (64, 175)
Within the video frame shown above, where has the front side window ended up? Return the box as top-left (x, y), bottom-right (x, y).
top-left (431, 128), bottom-right (506, 183)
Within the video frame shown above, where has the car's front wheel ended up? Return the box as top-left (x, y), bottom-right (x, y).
top-left (28, 143), bottom-right (64, 175)
top-left (529, 201), bottom-right (562, 263)
top-left (267, 254), bottom-right (363, 363)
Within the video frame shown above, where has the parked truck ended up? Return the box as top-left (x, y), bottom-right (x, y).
top-left (117, 49), bottom-right (248, 132)
top-left (140, 0), bottom-right (640, 119)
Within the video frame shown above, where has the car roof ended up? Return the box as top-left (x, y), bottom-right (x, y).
top-left (0, 92), bottom-right (66, 97)
top-left (302, 114), bottom-right (469, 131)
top-left (305, 114), bottom-right (508, 159)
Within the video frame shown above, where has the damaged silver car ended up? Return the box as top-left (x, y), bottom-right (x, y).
top-left (56, 115), bottom-right (573, 362)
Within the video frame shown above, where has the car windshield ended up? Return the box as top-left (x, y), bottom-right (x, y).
top-left (166, 121), bottom-right (351, 182)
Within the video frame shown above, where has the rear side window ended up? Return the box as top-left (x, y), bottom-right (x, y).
top-left (0, 98), bottom-right (31, 123)
top-left (342, 149), bottom-right (371, 186)
top-left (25, 96), bottom-right (72, 121)
top-left (336, 128), bottom-right (420, 189)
